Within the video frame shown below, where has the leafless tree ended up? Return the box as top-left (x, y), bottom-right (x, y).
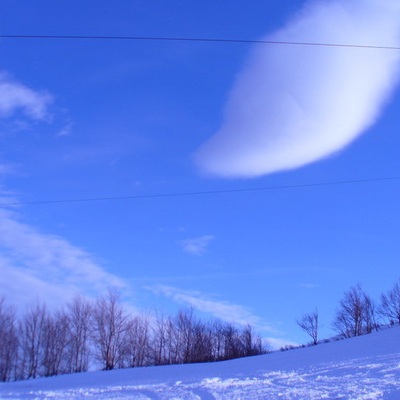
top-left (221, 323), bottom-right (241, 360)
top-left (150, 311), bottom-right (188, 366)
top-left (210, 320), bottom-right (225, 361)
top-left (91, 289), bottom-right (129, 370)
top-left (0, 294), bottom-right (268, 380)
top-left (66, 295), bottom-right (92, 373)
top-left (380, 279), bottom-right (400, 325)
top-left (332, 284), bottom-right (376, 338)
top-left (0, 297), bottom-right (18, 382)
top-left (297, 309), bottom-right (319, 345)
top-left (123, 313), bottom-right (151, 368)
top-left (241, 324), bottom-right (265, 356)
top-left (363, 294), bottom-right (378, 333)
top-left (41, 309), bottom-right (69, 377)
top-left (165, 315), bottom-right (180, 365)
top-left (150, 311), bottom-right (169, 366)
top-left (176, 307), bottom-right (195, 363)
top-left (190, 320), bottom-right (213, 363)
top-left (19, 303), bottom-right (47, 379)
top-left (169, 308), bottom-right (215, 364)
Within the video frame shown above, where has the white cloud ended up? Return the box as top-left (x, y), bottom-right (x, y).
top-left (0, 207), bottom-right (126, 308)
top-left (180, 235), bottom-right (214, 256)
top-left (149, 284), bottom-right (274, 332)
top-left (195, 0), bottom-right (400, 178)
top-left (0, 72), bottom-right (126, 308)
top-left (0, 72), bottom-right (53, 177)
top-left (149, 285), bottom-right (297, 349)
top-left (0, 72), bottom-right (52, 120)
top-left (55, 120), bottom-right (74, 137)
top-left (0, 164), bottom-right (16, 176)
top-left (298, 283), bottom-right (316, 289)
top-left (266, 337), bottom-right (299, 350)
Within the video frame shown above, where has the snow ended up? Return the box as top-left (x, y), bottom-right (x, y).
top-left (1, 327), bottom-right (400, 399)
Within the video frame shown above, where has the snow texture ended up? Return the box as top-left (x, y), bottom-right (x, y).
top-left (1, 327), bottom-right (400, 399)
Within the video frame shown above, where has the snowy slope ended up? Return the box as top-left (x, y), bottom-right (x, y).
top-left (1, 327), bottom-right (400, 399)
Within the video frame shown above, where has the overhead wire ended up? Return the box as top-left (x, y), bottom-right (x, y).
top-left (1, 34), bottom-right (400, 51)
top-left (0, 176), bottom-right (399, 207)
top-left (0, 34), bottom-right (398, 208)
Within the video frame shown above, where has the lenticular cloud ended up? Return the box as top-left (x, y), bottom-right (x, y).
top-left (195, 0), bottom-right (400, 178)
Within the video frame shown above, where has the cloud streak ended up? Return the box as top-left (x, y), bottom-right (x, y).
top-left (148, 284), bottom-right (298, 349)
top-left (0, 72), bottom-right (52, 120)
top-left (195, 0), bottom-right (400, 178)
top-left (0, 207), bottom-right (126, 307)
top-left (0, 71), bottom-right (127, 308)
top-left (149, 284), bottom-right (274, 332)
top-left (0, 72), bottom-right (53, 176)
top-left (180, 235), bottom-right (215, 256)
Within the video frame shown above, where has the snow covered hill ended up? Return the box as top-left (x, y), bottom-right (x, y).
top-left (1, 327), bottom-right (400, 399)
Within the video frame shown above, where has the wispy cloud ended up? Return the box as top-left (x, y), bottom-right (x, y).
top-left (0, 207), bottom-right (126, 307)
top-left (0, 164), bottom-right (16, 177)
top-left (180, 235), bottom-right (214, 256)
top-left (195, 0), bottom-right (400, 178)
top-left (0, 71), bottom-right (128, 308)
top-left (266, 337), bottom-right (299, 350)
top-left (55, 120), bottom-right (74, 137)
top-left (0, 72), bottom-right (52, 120)
top-left (149, 284), bottom-right (274, 332)
top-left (298, 283), bottom-right (317, 289)
top-left (148, 284), bottom-right (297, 349)
top-left (0, 72), bottom-right (53, 176)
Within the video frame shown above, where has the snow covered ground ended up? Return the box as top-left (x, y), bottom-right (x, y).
top-left (1, 327), bottom-right (400, 399)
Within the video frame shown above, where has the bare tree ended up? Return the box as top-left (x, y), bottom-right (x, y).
top-left (176, 307), bottom-right (195, 364)
top-left (363, 294), bottom-right (378, 333)
top-left (210, 320), bottom-right (225, 361)
top-left (190, 320), bottom-right (213, 363)
top-left (123, 313), bottom-right (151, 368)
top-left (0, 294), bottom-right (269, 381)
top-left (41, 309), bottom-right (69, 377)
top-left (222, 323), bottom-right (241, 360)
top-left (66, 295), bottom-right (92, 373)
top-left (150, 311), bottom-right (168, 366)
top-left (165, 315), bottom-right (180, 365)
top-left (19, 303), bottom-right (47, 379)
top-left (0, 297), bottom-right (18, 382)
top-left (241, 324), bottom-right (266, 356)
top-left (332, 284), bottom-right (374, 338)
top-left (134, 314), bottom-right (152, 367)
top-left (380, 279), bottom-right (400, 325)
top-left (91, 289), bottom-right (129, 370)
top-left (297, 309), bottom-right (319, 345)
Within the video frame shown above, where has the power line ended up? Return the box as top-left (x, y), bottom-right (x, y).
top-left (0, 38), bottom-right (398, 206)
top-left (1, 34), bottom-right (399, 51)
top-left (0, 176), bottom-right (398, 207)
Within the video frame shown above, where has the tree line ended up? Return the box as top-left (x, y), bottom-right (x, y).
top-left (297, 279), bottom-right (400, 346)
top-left (0, 290), bottom-right (267, 382)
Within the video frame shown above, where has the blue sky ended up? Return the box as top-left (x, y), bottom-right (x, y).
top-left (1, 0), bottom-right (400, 348)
